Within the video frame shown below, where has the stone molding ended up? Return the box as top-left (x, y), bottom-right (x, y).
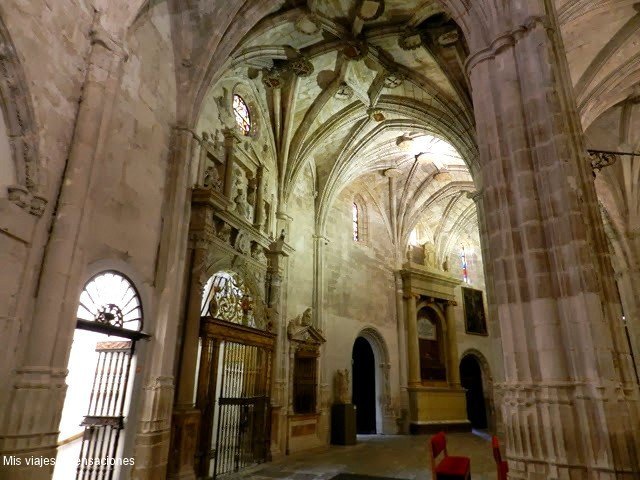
top-left (0, 16), bottom-right (42, 197)
top-left (464, 15), bottom-right (551, 76)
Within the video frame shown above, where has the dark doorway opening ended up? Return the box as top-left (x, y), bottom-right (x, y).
top-left (460, 355), bottom-right (488, 429)
top-left (352, 337), bottom-right (376, 434)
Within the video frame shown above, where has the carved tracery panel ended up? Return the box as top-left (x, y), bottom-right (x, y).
top-left (201, 270), bottom-right (266, 330)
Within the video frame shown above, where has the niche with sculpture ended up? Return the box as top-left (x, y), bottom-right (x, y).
top-left (288, 308), bottom-right (325, 414)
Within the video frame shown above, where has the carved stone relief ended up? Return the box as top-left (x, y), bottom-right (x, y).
top-left (334, 369), bottom-right (351, 404)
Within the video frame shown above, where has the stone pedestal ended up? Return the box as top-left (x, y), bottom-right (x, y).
top-left (408, 386), bottom-right (470, 434)
top-left (330, 404), bottom-right (356, 445)
top-left (167, 408), bottom-right (200, 480)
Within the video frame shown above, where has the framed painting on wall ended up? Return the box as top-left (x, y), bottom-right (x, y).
top-left (462, 287), bottom-right (488, 336)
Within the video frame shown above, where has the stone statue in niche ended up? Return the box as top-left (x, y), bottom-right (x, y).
top-left (234, 186), bottom-right (252, 221)
top-left (423, 242), bottom-right (437, 268)
top-left (203, 165), bottom-right (223, 191)
top-left (442, 257), bottom-right (449, 272)
top-left (301, 307), bottom-right (312, 325)
top-left (334, 369), bottom-right (351, 404)
top-left (292, 307), bottom-right (312, 326)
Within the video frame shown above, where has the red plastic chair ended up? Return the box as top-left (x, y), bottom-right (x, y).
top-left (429, 431), bottom-right (471, 479)
top-left (492, 436), bottom-right (508, 480)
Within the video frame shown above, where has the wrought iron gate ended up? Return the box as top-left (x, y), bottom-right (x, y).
top-left (76, 341), bottom-right (133, 480)
top-left (211, 340), bottom-right (271, 477)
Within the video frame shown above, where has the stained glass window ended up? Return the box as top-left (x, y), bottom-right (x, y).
top-left (461, 246), bottom-right (469, 284)
top-left (232, 94), bottom-right (251, 135)
top-left (352, 203), bottom-right (359, 241)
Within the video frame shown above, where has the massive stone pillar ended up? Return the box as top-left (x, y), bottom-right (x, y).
top-left (167, 191), bottom-right (214, 480)
top-left (456, 1), bottom-right (640, 477)
top-left (616, 267), bottom-right (640, 380)
top-left (265, 236), bottom-right (290, 459)
top-left (0, 24), bottom-right (128, 480)
top-left (132, 127), bottom-right (197, 480)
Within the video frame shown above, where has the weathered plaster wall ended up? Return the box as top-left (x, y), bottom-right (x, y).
top-left (85, 2), bottom-right (177, 283)
top-left (286, 165), bottom-right (316, 319)
top-left (0, 0), bottom-right (94, 417)
top-left (0, 109), bottom-right (14, 194)
top-left (323, 184), bottom-right (401, 432)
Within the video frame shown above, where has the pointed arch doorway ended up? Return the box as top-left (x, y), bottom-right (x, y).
top-left (352, 337), bottom-right (376, 434)
top-left (459, 354), bottom-right (488, 429)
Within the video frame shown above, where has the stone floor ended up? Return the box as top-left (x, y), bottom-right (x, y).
top-left (235, 431), bottom-right (497, 480)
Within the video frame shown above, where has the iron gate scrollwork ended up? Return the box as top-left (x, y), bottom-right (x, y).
top-left (196, 318), bottom-right (275, 479)
top-left (213, 341), bottom-right (271, 477)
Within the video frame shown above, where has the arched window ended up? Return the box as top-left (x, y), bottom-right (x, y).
top-left (352, 195), bottom-right (368, 243)
top-left (460, 246), bottom-right (469, 284)
top-left (352, 202), bottom-right (359, 241)
top-left (56, 271), bottom-right (145, 479)
top-left (232, 94), bottom-right (251, 135)
top-left (77, 271), bottom-right (143, 332)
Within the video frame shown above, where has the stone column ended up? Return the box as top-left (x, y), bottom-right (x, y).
top-left (265, 236), bottom-right (289, 458)
top-left (133, 126), bottom-right (198, 479)
top-left (0, 24), bottom-right (128, 480)
top-left (168, 192), bottom-right (216, 480)
top-left (616, 268), bottom-right (640, 380)
top-left (444, 300), bottom-right (461, 387)
top-left (312, 233), bottom-right (326, 330)
top-left (404, 293), bottom-right (421, 387)
top-left (462, 2), bottom-right (640, 476)
top-left (394, 272), bottom-right (409, 431)
top-left (254, 164), bottom-right (265, 228)
top-left (223, 129), bottom-right (239, 199)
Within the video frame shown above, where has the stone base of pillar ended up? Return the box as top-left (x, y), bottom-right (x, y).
top-left (167, 408), bottom-right (200, 480)
top-left (132, 375), bottom-right (174, 479)
top-left (0, 367), bottom-right (66, 480)
top-left (0, 448), bottom-right (56, 480)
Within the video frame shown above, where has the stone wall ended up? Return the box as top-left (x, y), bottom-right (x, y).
top-left (0, 2), bottom-right (180, 478)
top-left (286, 165), bottom-right (316, 319)
top-left (323, 184), bottom-right (401, 433)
